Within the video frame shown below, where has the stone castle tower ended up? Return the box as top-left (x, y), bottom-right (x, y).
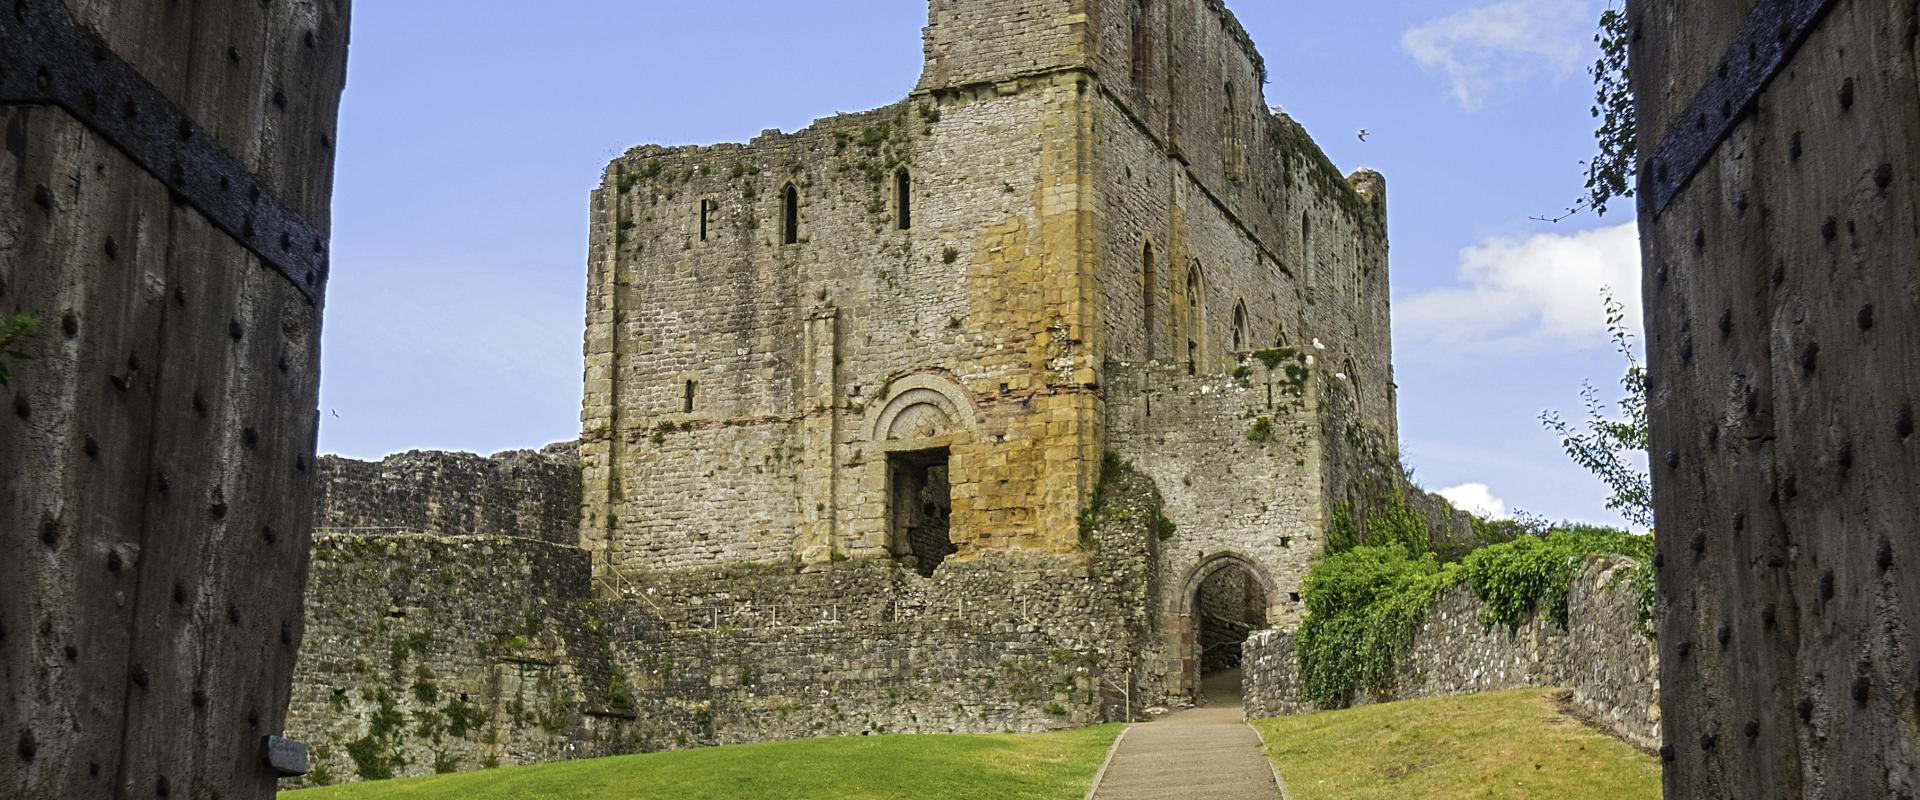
top-left (280, 2), bottom-right (1420, 780)
top-left (576, 0), bottom-right (1390, 629)
top-left (582, 0), bottom-right (1393, 658)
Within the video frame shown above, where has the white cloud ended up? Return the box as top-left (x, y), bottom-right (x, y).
top-left (1397, 222), bottom-right (1640, 353)
top-left (1438, 483), bottom-right (1511, 520)
top-left (1401, 0), bottom-right (1590, 110)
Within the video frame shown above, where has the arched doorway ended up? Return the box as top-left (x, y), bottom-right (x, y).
top-left (1173, 553), bottom-right (1274, 704)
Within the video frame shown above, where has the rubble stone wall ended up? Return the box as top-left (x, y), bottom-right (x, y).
top-left (1243, 556), bottom-right (1661, 751)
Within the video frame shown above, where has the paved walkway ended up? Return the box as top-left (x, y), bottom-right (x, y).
top-left (1089, 670), bottom-right (1285, 800)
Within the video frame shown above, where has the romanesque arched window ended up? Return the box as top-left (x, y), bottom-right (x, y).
top-left (895, 168), bottom-right (912, 230)
top-left (1232, 301), bottom-right (1248, 352)
top-left (1142, 240), bottom-right (1158, 361)
top-left (782, 184), bottom-right (801, 245)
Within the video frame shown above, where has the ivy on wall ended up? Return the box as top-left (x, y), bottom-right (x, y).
top-left (1296, 512), bottom-right (1654, 709)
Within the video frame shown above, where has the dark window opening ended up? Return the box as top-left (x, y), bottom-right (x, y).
top-left (888, 448), bottom-right (953, 578)
top-left (1130, 0), bottom-right (1154, 88)
top-left (1232, 302), bottom-right (1248, 352)
top-left (1142, 241), bottom-right (1157, 361)
top-left (895, 169), bottom-right (912, 230)
top-left (1186, 264), bottom-right (1203, 372)
top-left (1302, 212), bottom-right (1312, 256)
top-left (1346, 358), bottom-right (1361, 409)
top-left (699, 200), bottom-right (712, 241)
top-left (782, 185), bottom-right (800, 245)
top-left (1195, 565), bottom-right (1268, 677)
top-left (684, 381), bottom-right (697, 413)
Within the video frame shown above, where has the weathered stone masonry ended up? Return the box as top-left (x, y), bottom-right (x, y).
top-left (582, 0), bottom-right (1399, 714)
top-left (288, 0), bottom-right (1415, 785)
top-left (1242, 556), bottom-right (1662, 752)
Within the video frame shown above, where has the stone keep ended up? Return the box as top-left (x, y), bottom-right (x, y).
top-left (285, 0), bottom-right (1410, 785)
top-left (582, 0), bottom-right (1394, 676)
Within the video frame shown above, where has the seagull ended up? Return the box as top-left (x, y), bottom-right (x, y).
top-left (1357, 129), bottom-right (1371, 142)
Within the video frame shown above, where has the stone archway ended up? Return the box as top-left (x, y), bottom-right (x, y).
top-left (1170, 552), bottom-right (1277, 704)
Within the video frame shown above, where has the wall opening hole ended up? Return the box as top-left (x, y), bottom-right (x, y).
top-left (782, 184), bottom-right (800, 245)
top-left (684, 380), bottom-right (697, 413)
top-left (1142, 240), bottom-right (1157, 361)
top-left (895, 169), bottom-right (912, 230)
top-left (887, 448), bottom-right (953, 578)
top-left (699, 199), bottom-right (712, 241)
top-left (1130, 0), bottom-right (1154, 88)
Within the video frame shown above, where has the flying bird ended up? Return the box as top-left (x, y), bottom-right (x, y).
top-left (1357, 129), bottom-right (1371, 142)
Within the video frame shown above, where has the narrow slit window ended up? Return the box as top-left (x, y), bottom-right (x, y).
top-left (895, 169), bottom-right (912, 230)
top-left (782, 184), bottom-right (800, 245)
top-left (684, 381), bottom-right (697, 413)
top-left (1142, 241), bottom-right (1157, 360)
top-left (1224, 82), bottom-right (1243, 179)
top-left (698, 200), bottom-right (712, 241)
top-left (1232, 302), bottom-right (1247, 352)
top-left (1130, 0), bottom-right (1154, 88)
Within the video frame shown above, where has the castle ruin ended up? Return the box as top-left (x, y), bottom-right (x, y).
top-left (582, 0), bottom-right (1396, 684)
top-left (286, 0), bottom-right (1431, 783)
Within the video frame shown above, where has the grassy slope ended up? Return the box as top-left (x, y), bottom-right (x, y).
top-left (279, 725), bottom-right (1123, 800)
top-left (1253, 689), bottom-right (1660, 800)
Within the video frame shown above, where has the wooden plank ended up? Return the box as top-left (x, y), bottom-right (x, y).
top-left (1633, 0), bottom-right (1920, 795)
top-left (1, 1), bottom-right (348, 798)
top-left (0, 105), bottom-right (179, 800)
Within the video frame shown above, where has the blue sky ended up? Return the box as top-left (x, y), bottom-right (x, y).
top-left (318, 0), bottom-right (1643, 529)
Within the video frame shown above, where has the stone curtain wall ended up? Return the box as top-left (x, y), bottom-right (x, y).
top-left (316, 444), bottom-right (580, 545)
top-left (591, 465), bottom-right (1165, 744)
top-left (284, 534), bottom-right (637, 787)
top-left (291, 448), bottom-right (1167, 782)
top-left (1243, 556), bottom-right (1661, 751)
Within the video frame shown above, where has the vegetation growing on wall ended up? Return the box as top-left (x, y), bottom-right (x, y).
top-left (1076, 451), bottom-right (1172, 547)
top-left (1323, 488), bottom-right (1430, 559)
top-left (1296, 519), bottom-right (1654, 708)
top-left (1462, 528), bottom-right (1652, 630)
top-left (1295, 545), bottom-right (1463, 709)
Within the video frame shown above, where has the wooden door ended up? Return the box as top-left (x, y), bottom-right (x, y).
top-left (1631, 0), bottom-right (1919, 795)
top-left (1, 1), bottom-right (349, 798)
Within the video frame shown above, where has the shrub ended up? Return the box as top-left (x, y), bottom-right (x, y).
top-left (1462, 529), bottom-right (1652, 629)
top-left (1295, 546), bottom-right (1463, 709)
top-left (1298, 519), bottom-right (1655, 708)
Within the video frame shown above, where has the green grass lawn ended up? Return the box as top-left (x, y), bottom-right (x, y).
top-left (279, 724), bottom-right (1123, 800)
top-left (1252, 688), bottom-right (1661, 800)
